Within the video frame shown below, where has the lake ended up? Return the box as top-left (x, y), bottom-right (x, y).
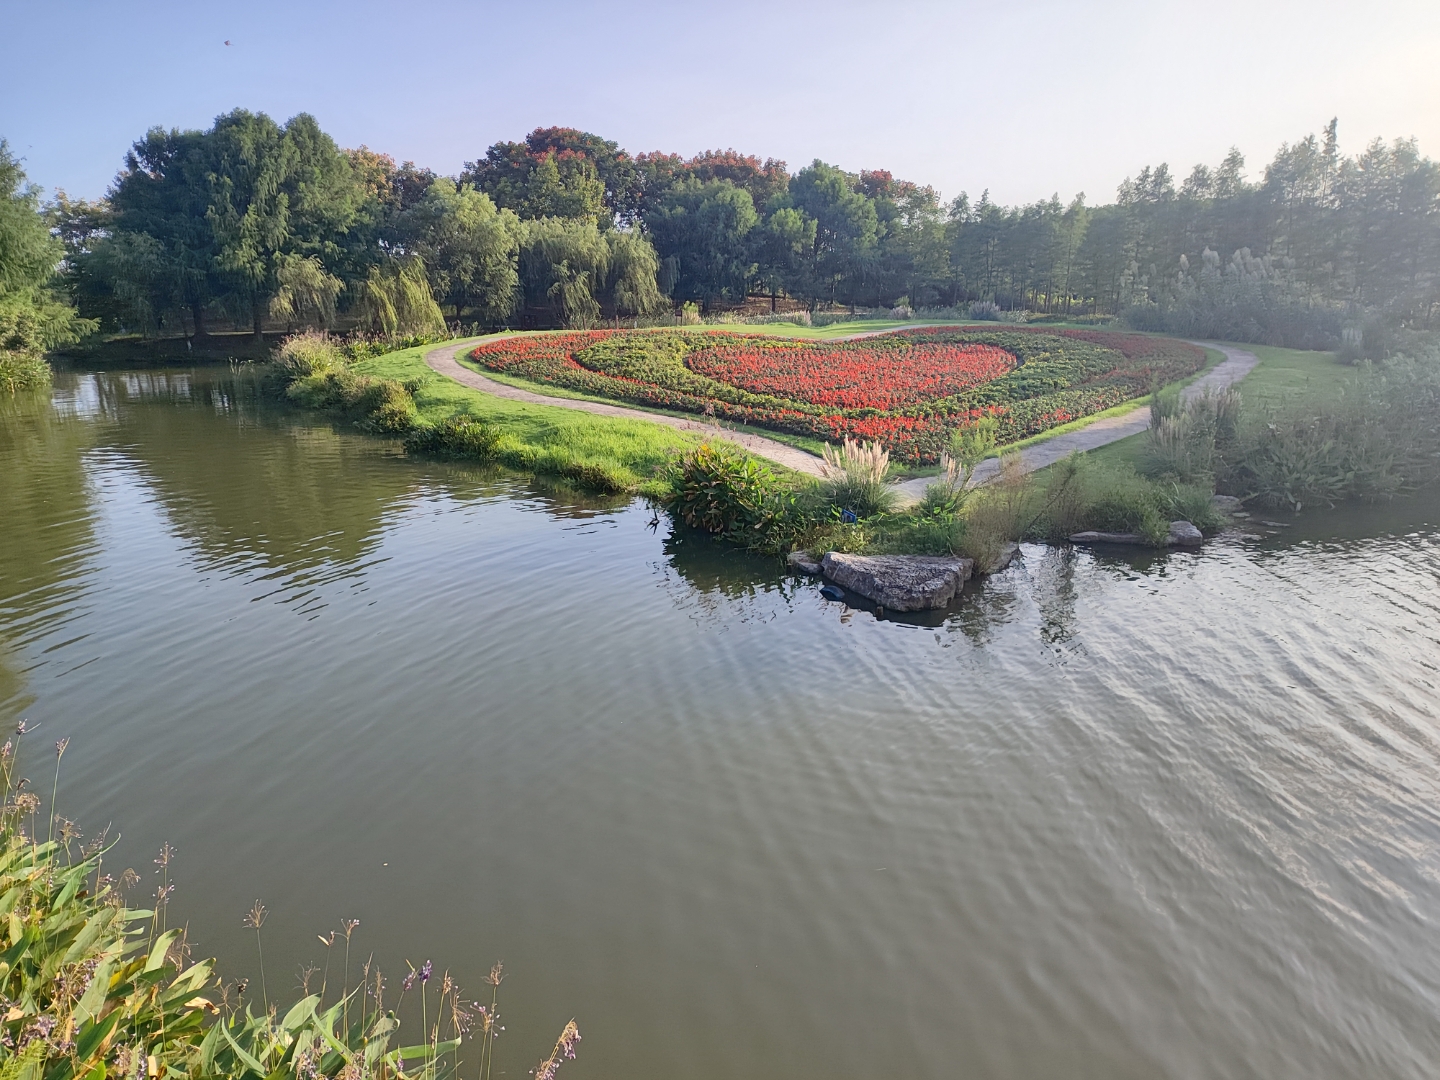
top-left (2, 366), bottom-right (1439, 1079)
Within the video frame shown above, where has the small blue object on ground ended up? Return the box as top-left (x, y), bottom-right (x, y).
top-left (840, 508), bottom-right (858, 523)
top-left (819, 584), bottom-right (846, 601)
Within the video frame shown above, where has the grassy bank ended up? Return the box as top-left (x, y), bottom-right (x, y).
top-left (1066, 341), bottom-right (1440, 509)
top-left (283, 334), bottom-right (699, 495)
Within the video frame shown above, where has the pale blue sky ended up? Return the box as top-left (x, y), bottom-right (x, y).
top-left (4, 0), bottom-right (1437, 205)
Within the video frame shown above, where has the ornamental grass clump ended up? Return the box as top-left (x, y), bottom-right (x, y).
top-left (0, 726), bottom-right (577, 1080)
top-left (820, 438), bottom-right (895, 519)
top-left (273, 329), bottom-right (347, 378)
top-left (921, 417), bottom-right (998, 515)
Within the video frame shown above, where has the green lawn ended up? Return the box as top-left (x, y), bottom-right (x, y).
top-left (459, 356), bottom-right (832, 457)
top-left (352, 344), bottom-right (701, 494)
top-left (1227, 342), bottom-right (1351, 398)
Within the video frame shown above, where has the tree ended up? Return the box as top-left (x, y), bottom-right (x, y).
top-left (103, 125), bottom-right (222, 335)
top-left (785, 162), bottom-right (877, 307)
top-left (753, 206), bottom-right (815, 310)
top-left (399, 179), bottom-right (521, 324)
top-left (204, 110), bottom-right (364, 339)
top-left (518, 218), bottom-right (611, 328)
top-left (355, 255), bottom-right (446, 337)
top-left (463, 128), bottom-right (630, 224)
top-left (0, 141), bottom-right (91, 389)
top-left (605, 230), bottom-right (667, 320)
top-left (646, 178), bottom-right (758, 308)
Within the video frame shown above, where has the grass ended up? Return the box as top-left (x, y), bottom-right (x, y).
top-left (350, 344), bottom-right (701, 496)
top-left (1226, 342), bottom-right (1351, 398)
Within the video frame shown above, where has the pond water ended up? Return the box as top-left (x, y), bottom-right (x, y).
top-left (2, 366), bottom-right (1440, 1080)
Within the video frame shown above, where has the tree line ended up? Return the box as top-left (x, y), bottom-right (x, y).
top-left (16, 111), bottom-right (1440, 350)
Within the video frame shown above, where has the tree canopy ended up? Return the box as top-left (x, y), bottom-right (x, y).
top-left (44, 115), bottom-right (1440, 347)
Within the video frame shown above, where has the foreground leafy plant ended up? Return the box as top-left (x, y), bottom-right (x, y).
top-left (0, 729), bottom-right (576, 1080)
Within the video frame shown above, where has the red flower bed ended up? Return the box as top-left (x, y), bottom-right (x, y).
top-left (686, 341), bottom-right (1015, 410)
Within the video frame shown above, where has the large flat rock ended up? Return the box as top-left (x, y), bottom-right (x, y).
top-left (821, 552), bottom-right (973, 611)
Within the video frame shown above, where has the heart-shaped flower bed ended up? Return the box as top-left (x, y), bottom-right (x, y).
top-left (469, 327), bottom-right (1205, 462)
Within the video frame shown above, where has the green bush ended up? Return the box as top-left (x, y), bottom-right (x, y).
top-left (286, 369), bottom-right (418, 434)
top-left (1146, 353), bottom-right (1440, 510)
top-left (355, 379), bottom-right (419, 433)
top-left (0, 351), bottom-right (51, 392)
top-left (273, 330), bottom-right (346, 377)
top-left (1031, 454), bottom-right (1222, 545)
top-left (664, 443), bottom-right (799, 546)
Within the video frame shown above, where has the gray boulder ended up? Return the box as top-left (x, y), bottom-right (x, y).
top-left (1211, 494), bottom-right (1244, 513)
top-left (821, 552), bottom-right (973, 611)
top-left (786, 551), bottom-right (823, 576)
top-left (1168, 520), bottom-right (1204, 546)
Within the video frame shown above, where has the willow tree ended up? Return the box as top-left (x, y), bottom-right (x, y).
top-left (355, 256), bottom-right (446, 337)
top-left (606, 230), bottom-right (667, 320)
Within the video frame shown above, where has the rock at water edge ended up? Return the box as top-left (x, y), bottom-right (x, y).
top-left (820, 552), bottom-right (973, 612)
top-left (1211, 494), bottom-right (1244, 513)
top-left (1168, 520), bottom-right (1203, 547)
top-left (1068, 531), bottom-right (1144, 545)
top-left (786, 551), bottom-right (823, 576)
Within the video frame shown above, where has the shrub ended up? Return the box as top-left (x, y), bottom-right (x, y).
top-left (404, 415), bottom-right (503, 459)
top-left (0, 351), bottom-right (50, 392)
top-left (958, 453), bottom-right (1033, 564)
top-left (355, 379), bottom-right (419, 433)
top-left (286, 369), bottom-right (418, 434)
top-left (1145, 353), bottom-right (1440, 509)
top-left (273, 329), bottom-right (346, 377)
top-left (820, 438), bottom-right (895, 518)
top-left (664, 443), bottom-right (798, 544)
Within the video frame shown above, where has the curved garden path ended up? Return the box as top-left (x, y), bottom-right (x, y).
top-left (424, 335), bottom-right (1259, 497)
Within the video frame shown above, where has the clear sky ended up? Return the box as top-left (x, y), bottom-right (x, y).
top-left (3, 0), bottom-right (1437, 207)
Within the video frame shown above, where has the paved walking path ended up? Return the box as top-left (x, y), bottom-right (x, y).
top-left (424, 336), bottom-right (1259, 497)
